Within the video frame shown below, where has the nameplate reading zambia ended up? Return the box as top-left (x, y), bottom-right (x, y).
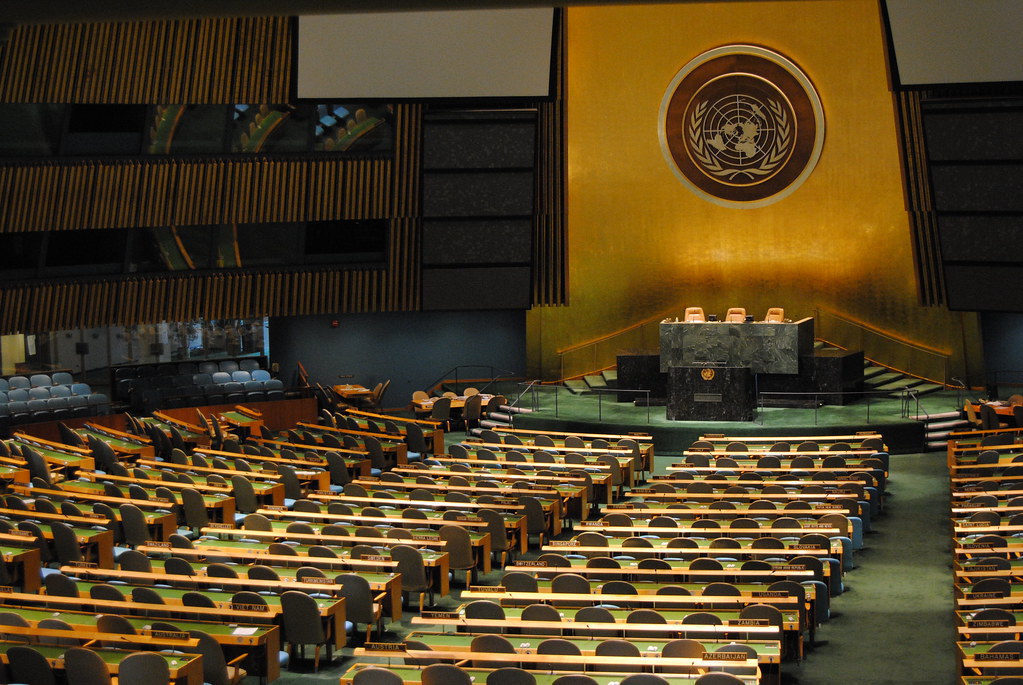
top-left (727, 618), bottom-right (768, 626)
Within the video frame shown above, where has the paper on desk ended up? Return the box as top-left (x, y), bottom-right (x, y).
top-left (232, 626), bottom-right (259, 636)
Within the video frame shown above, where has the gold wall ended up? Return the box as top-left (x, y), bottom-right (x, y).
top-left (527, 0), bottom-right (982, 384)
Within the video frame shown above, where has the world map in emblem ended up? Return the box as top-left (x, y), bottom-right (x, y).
top-left (659, 46), bottom-right (824, 208)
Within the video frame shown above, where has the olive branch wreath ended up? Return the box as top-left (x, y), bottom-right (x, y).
top-left (687, 99), bottom-right (791, 181)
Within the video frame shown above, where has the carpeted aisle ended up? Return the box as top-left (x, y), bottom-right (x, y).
top-left (784, 453), bottom-right (956, 685)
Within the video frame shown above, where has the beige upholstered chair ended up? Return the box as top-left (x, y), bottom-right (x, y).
top-left (765, 307), bottom-right (785, 322)
top-left (684, 307), bottom-right (705, 322)
top-left (725, 308), bottom-right (746, 322)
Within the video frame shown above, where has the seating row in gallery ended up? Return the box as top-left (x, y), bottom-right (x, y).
top-left (0, 373), bottom-right (110, 429)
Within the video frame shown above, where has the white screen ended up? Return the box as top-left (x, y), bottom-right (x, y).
top-left (297, 9), bottom-right (554, 99)
top-left (885, 0), bottom-right (1023, 85)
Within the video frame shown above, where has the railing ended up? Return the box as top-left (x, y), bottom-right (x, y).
top-left (515, 381), bottom-right (653, 423)
top-left (754, 388), bottom-right (914, 425)
top-left (555, 309), bottom-right (675, 381)
top-left (424, 365), bottom-right (519, 397)
top-left (814, 307), bottom-right (952, 387)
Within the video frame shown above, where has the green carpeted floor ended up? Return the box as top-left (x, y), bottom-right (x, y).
top-left (266, 445), bottom-right (957, 684)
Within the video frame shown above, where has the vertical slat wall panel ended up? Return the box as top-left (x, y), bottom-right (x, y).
top-left (0, 158), bottom-right (396, 232)
top-left (0, 18), bottom-right (292, 104)
top-left (387, 103), bottom-right (423, 311)
top-left (532, 11), bottom-right (567, 306)
top-left (894, 89), bottom-right (945, 307)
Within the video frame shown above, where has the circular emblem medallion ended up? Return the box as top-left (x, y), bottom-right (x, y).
top-left (659, 45), bottom-right (824, 208)
top-left (700, 368), bottom-right (716, 381)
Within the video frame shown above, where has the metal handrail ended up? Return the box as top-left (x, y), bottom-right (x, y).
top-left (814, 307), bottom-right (952, 387)
top-left (423, 364), bottom-right (519, 397)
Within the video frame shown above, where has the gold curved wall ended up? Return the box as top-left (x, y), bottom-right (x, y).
top-left (527, 0), bottom-right (981, 383)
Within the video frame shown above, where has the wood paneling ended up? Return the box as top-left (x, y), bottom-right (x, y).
top-left (0, 18), bottom-right (292, 104)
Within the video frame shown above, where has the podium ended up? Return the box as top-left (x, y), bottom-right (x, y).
top-left (666, 366), bottom-right (755, 421)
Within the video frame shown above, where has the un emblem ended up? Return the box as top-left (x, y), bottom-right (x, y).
top-left (659, 46), bottom-right (824, 208)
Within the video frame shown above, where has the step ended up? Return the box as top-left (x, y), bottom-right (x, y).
top-left (602, 369), bottom-right (618, 388)
top-left (866, 371), bottom-right (904, 388)
top-left (584, 374), bottom-right (608, 389)
top-left (904, 382), bottom-right (945, 397)
top-left (876, 377), bottom-right (928, 392)
top-left (479, 418), bottom-right (511, 429)
top-left (926, 440), bottom-right (949, 450)
top-left (925, 419), bottom-right (969, 431)
top-left (564, 379), bottom-right (591, 394)
top-left (909, 410), bottom-right (962, 421)
top-left (863, 368), bottom-right (896, 384)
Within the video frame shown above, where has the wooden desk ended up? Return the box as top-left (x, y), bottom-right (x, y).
top-left (0, 603), bottom-right (282, 682)
top-left (333, 384), bottom-right (372, 400)
top-left (341, 664), bottom-right (758, 685)
top-left (0, 641), bottom-right (202, 685)
top-left (138, 543), bottom-right (403, 620)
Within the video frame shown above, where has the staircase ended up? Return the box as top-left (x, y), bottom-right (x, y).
top-left (861, 357), bottom-right (958, 451)
top-left (863, 361), bottom-right (945, 398)
top-left (564, 369), bottom-right (618, 395)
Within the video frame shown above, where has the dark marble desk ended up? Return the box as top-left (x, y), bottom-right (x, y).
top-left (660, 317), bottom-right (814, 375)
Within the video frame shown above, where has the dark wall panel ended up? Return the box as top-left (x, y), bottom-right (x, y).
top-left (932, 164), bottom-right (1023, 213)
top-left (422, 171), bottom-right (534, 217)
top-left (938, 215), bottom-right (1023, 263)
top-left (422, 266), bottom-right (531, 310)
top-left (945, 265), bottom-right (1023, 311)
top-left (925, 109), bottom-right (1023, 161)
top-left (269, 310), bottom-right (525, 408)
top-left (424, 121), bottom-right (536, 169)
top-left (422, 219), bottom-right (532, 265)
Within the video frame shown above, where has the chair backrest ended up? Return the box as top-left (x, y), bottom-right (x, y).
top-left (684, 306), bottom-right (706, 322)
top-left (421, 664), bottom-right (473, 685)
top-left (764, 307), bottom-right (785, 322)
top-left (353, 666), bottom-right (406, 685)
top-left (63, 647), bottom-right (113, 685)
top-left (7, 644), bottom-right (58, 684)
top-left (724, 307), bottom-right (746, 322)
top-left (119, 651), bottom-right (170, 685)
top-left (438, 524), bottom-right (476, 570)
